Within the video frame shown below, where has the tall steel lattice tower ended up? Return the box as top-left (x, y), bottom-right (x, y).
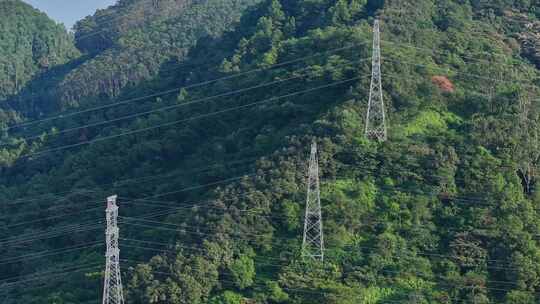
top-left (301, 141), bottom-right (324, 262)
top-left (102, 195), bottom-right (125, 304)
top-left (365, 19), bottom-right (387, 141)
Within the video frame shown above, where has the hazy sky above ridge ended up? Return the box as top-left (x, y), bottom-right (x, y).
top-left (22, 0), bottom-right (116, 29)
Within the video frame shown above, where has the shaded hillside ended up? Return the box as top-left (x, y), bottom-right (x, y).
top-left (5, 0), bottom-right (261, 119)
top-left (0, 0), bottom-right (540, 303)
top-left (56, 0), bottom-right (261, 109)
top-left (0, 0), bottom-right (79, 100)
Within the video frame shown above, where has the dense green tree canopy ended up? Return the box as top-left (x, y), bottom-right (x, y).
top-left (0, 0), bottom-right (79, 100)
top-left (0, 0), bottom-right (539, 303)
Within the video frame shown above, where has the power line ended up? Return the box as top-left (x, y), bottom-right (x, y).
top-left (1, 221), bottom-right (532, 296)
top-left (1, 202), bottom-right (536, 296)
top-left (22, 75), bottom-right (363, 158)
top-left (2, 197), bottom-right (233, 249)
top-left (0, 258), bottom-right (485, 304)
top-left (114, 173), bottom-right (505, 210)
top-left (116, 237), bottom-right (539, 297)
top-left (1, 174), bottom-right (261, 247)
top-left (117, 242), bottom-right (529, 294)
top-left (1, 166), bottom-right (520, 248)
top-left (2, 189), bottom-right (99, 209)
top-left (0, 242), bottom-right (103, 266)
top-left (10, 33), bottom-right (531, 138)
top-left (2, 257), bottom-right (391, 304)
top-left (4, 206), bottom-right (103, 229)
top-left (117, 219), bottom-right (540, 274)
top-left (3, 161), bottom-right (257, 222)
top-left (15, 61), bottom-right (521, 162)
top-left (112, 183), bottom-right (540, 269)
top-left (7, 43), bottom-right (365, 132)
top-left (29, 48), bottom-right (536, 153)
top-left (6, 66), bottom-right (532, 210)
top-left (118, 195), bottom-right (518, 249)
top-left (0, 222), bottom-right (103, 247)
top-left (121, 174), bottom-right (256, 206)
top-left (0, 226), bottom-right (103, 249)
top-left (4, 155), bottom-right (257, 207)
top-left (118, 262), bottom-right (429, 304)
top-left (1, 162), bottom-right (526, 249)
top-left (9, 57), bottom-right (370, 146)
top-left (1, 263), bottom-right (103, 290)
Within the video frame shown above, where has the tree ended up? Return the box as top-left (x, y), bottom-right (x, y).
top-left (228, 255), bottom-right (256, 290)
top-left (209, 291), bottom-right (244, 304)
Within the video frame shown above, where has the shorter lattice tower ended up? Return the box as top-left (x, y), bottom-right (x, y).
top-left (102, 195), bottom-right (125, 304)
top-left (302, 141), bottom-right (324, 261)
top-left (365, 19), bottom-right (387, 141)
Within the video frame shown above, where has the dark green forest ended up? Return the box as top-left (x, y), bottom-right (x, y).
top-left (0, 0), bottom-right (540, 303)
top-left (0, 0), bottom-right (79, 100)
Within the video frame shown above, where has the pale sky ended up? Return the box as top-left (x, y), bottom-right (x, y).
top-left (23, 0), bottom-right (117, 29)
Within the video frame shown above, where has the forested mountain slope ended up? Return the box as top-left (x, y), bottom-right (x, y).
top-left (74, 0), bottom-right (195, 54)
top-left (5, 0), bottom-right (260, 119)
top-left (1, 0), bottom-right (540, 303)
top-left (0, 0), bottom-right (79, 100)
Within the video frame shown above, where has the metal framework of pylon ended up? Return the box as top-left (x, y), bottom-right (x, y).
top-left (102, 195), bottom-right (125, 304)
top-left (365, 19), bottom-right (387, 141)
top-left (301, 141), bottom-right (324, 262)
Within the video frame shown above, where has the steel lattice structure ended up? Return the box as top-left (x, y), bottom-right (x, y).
top-left (102, 195), bottom-right (125, 304)
top-left (301, 141), bottom-right (324, 261)
top-left (365, 19), bottom-right (387, 141)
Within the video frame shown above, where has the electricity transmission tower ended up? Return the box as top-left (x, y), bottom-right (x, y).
top-left (301, 141), bottom-right (324, 261)
top-left (365, 19), bottom-right (387, 141)
top-left (102, 195), bottom-right (125, 304)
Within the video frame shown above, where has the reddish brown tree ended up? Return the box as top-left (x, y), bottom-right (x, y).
top-left (431, 75), bottom-right (455, 93)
